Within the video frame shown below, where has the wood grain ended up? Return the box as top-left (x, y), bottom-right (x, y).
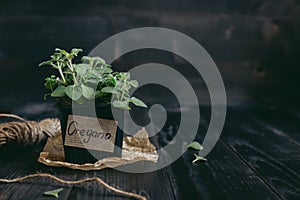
top-left (156, 108), bottom-right (281, 200)
top-left (0, 154), bottom-right (77, 200)
top-left (171, 135), bottom-right (281, 200)
top-left (221, 108), bottom-right (300, 199)
top-left (67, 168), bottom-right (176, 200)
top-left (1, 105), bottom-right (299, 199)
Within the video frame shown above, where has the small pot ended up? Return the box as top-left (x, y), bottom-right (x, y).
top-left (58, 103), bottom-right (123, 164)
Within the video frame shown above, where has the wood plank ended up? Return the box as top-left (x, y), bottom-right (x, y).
top-left (0, 0), bottom-right (298, 17)
top-left (221, 107), bottom-right (300, 199)
top-left (0, 16), bottom-right (112, 63)
top-left (240, 106), bottom-right (300, 145)
top-left (1, 183), bottom-right (71, 200)
top-left (0, 16), bottom-right (111, 37)
top-left (0, 144), bottom-right (78, 200)
top-left (68, 168), bottom-right (175, 200)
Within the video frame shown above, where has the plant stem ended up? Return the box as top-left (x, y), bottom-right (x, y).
top-left (120, 77), bottom-right (127, 101)
top-left (58, 68), bottom-right (66, 84)
top-left (55, 62), bottom-right (66, 84)
top-left (72, 73), bottom-right (78, 85)
top-left (51, 64), bottom-right (65, 84)
top-left (67, 59), bottom-right (78, 85)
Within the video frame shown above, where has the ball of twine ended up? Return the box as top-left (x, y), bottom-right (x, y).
top-left (0, 113), bottom-right (60, 147)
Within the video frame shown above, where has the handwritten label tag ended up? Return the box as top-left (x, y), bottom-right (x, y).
top-left (64, 115), bottom-right (118, 153)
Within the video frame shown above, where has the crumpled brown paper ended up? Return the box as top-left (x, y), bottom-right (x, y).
top-left (38, 128), bottom-right (158, 170)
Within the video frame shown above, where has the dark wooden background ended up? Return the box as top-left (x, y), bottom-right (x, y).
top-left (0, 1), bottom-right (300, 200)
top-left (0, 0), bottom-right (300, 110)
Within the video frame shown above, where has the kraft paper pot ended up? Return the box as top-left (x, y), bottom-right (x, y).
top-left (58, 103), bottom-right (123, 164)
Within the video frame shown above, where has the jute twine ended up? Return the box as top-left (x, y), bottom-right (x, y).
top-left (0, 173), bottom-right (147, 200)
top-left (0, 114), bottom-right (60, 146)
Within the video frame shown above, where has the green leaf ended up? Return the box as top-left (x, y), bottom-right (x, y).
top-left (130, 97), bottom-right (147, 108)
top-left (59, 60), bottom-right (68, 67)
top-left (188, 141), bottom-right (203, 150)
top-left (86, 78), bottom-right (100, 85)
top-left (65, 85), bottom-right (82, 101)
top-left (45, 77), bottom-right (58, 90)
top-left (51, 85), bottom-right (66, 97)
top-left (81, 56), bottom-right (105, 67)
top-left (75, 96), bottom-right (87, 104)
top-left (125, 84), bottom-right (132, 91)
top-left (101, 87), bottom-right (120, 95)
top-left (71, 48), bottom-right (83, 56)
top-left (55, 48), bottom-right (68, 56)
top-left (39, 61), bottom-right (53, 67)
top-left (81, 56), bottom-right (94, 64)
top-left (102, 67), bottom-right (113, 74)
top-left (85, 70), bottom-right (98, 78)
top-left (130, 80), bottom-right (138, 88)
top-left (73, 64), bottom-right (91, 75)
top-left (50, 52), bottom-right (62, 60)
top-left (94, 57), bottom-right (106, 64)
top-left (93, 57), bottom-right (106, 66)
top-left (112, 100), bottom-right (131, 110)
top-left (115, 79), bottom-right (122, 86)
top-left (106, 75), bottom-right (116, 86)
top-left (89, 68), bottom-right (103, 77)
top-left (81, 84), bottom-right (95, 99)
top-left (43, 188), bottom-right (63, 198)
top-left (192, 154), bottom-right (207, 163)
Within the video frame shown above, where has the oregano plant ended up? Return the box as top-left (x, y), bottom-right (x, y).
top-left (40, 48), bottom-right (147, 110)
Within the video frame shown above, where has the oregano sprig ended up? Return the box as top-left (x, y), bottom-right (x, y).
top-left (43, 188), bottom-right (63, 198)
top-left (187, 141), bottom-right (207, 163)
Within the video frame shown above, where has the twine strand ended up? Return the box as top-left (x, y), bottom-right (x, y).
top-left (0, 113), bottom-right (27, 122)
top-left (0, 173), bottom-right (147, 200)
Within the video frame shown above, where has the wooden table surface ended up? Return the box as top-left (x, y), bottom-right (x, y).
top-left (0, 103), bottom-right (299, 200)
